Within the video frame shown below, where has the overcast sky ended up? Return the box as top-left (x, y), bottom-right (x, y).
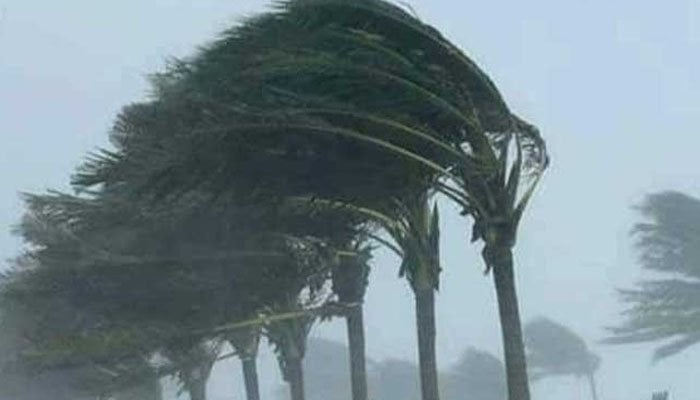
top-left (2, 1), bottom-right (700, 399)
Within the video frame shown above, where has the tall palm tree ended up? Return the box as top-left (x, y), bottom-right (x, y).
top-left (388, 194), bottom-right (442, 400)
top-left (525, 317), bottom-right (600, 400)
top-left (608, 191), bottom-right (700, 361)
top-left (228, 326), bottom-right (262, 400)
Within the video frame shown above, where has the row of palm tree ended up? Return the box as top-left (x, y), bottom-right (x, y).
top-left (289, 316), bottom-right (602, 400)
top-left (1, 1), bottom-right (549, 400)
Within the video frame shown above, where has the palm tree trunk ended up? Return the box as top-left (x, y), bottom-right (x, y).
top-left (586, 373), bottom-right (599, 400)
top-left (346, 305), bottom-right (369, 400)
top-left (286, 356), bottom-right (305, 400)
top-left (241, 357), bottom-right (261, 400)
top-left (492, 248), bottom-right (530, 400)
top-left (415, 287), bottom-right (440, 400)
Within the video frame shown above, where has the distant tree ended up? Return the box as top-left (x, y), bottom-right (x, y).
top-left (371, 359), bottom-right (421, 400)
top-left (524, 317), bottom-right (600, 400)
top-left (652, 391), bottom-right (669, 400)
top-left (442, 348), bottom-right (506, 400)
top-left (608, 192), bottom-right (700, 361)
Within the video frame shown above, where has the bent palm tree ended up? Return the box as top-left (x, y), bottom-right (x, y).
top-left (72, 2), bottom-right (548, 399)
top-left (525, 317), bottom-right (600, 400)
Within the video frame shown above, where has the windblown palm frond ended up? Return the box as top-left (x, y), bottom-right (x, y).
top-left (608, 192), bottom-right (700, 361)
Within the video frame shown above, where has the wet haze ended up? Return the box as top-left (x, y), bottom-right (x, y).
top-left (2, 1), bottom-right (700, 399)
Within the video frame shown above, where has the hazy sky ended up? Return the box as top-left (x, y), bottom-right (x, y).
top-left (2, 1), bottom-right (700, 399)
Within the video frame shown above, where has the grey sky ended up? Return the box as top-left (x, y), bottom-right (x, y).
top-left (2, 1), bottom-right (700, 399)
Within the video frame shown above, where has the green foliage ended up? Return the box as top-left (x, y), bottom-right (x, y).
top-left (2, 185), bottom-right (350, 397)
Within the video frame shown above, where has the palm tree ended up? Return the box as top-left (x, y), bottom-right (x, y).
top-left (525, 317), bottom-right (601, 400)
top-left (300, 196), bottom-right (443, 400)
top-left (228, 325), bottom-right (262, 400)
top-left (330, 242), bottom-right (373, 400)
top-left (267, 294), bottom-right (325, 400)
top-left (608, 191), bottom-right (700, 360)
top-left (159, 4), bottom-right (547, 399)
top-left (385, 194), bottom-right (442, 400)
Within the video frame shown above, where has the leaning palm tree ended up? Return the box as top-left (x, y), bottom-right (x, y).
top-left (525, 317), bottom-right (601, 400)
top-left (608, 191), bottom-right (700, 361)
top-left (71, 2), bottom-right (548, 400)
top-left (163, 4), bottom-right (548, 399)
